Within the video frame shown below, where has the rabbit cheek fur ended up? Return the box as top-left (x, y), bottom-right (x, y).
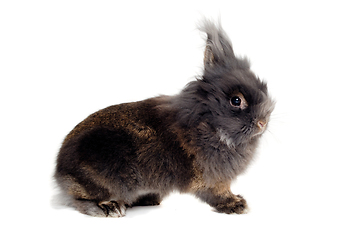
top-left (54, 21), bottom-right (275, 217)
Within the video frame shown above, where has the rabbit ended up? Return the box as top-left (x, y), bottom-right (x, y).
top-left (54, 20), bottom-right (275, 217)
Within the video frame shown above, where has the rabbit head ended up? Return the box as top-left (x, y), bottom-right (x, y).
top-left (173, 21), bottom-right (275, 148)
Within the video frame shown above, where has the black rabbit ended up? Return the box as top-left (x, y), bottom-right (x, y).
top-left (54, 20), bottom-right (275, 217)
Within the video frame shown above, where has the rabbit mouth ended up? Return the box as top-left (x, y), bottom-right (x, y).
top-left (240, 120), bottom-right (268, 140)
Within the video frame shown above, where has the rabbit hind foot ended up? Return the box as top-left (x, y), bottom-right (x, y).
top-left (73, 199), bottom-right (126, 218)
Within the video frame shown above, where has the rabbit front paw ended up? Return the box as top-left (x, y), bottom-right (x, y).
top-left (215, 195), bottom-right (249, 214)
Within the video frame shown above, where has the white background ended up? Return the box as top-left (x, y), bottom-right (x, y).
top-left (1, 0), bottom-right (359, 239)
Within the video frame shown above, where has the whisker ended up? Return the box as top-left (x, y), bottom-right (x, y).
top-left (265, 128), bottom-right (281, 143)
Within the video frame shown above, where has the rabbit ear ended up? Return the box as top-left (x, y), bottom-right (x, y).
top-left (200, 20), bottom-right (236, 70)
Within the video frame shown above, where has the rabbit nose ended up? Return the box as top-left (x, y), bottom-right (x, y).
top-left (257, 120), bottom-right (267, 130)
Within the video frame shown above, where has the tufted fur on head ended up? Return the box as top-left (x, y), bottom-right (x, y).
top-left (54, 20), bottom-right (275, 217)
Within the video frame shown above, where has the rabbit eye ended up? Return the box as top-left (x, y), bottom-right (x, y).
top-left (230, 93), bottom-right (248, 110)
top-left (231, 96), bottom-right (241, 106)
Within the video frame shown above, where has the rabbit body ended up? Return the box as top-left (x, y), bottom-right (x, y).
top-left (54, 21), bottom-right (275, 217)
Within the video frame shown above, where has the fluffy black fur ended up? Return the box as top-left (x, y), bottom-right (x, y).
top-left (54, 20), bottom-right (275, 217)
